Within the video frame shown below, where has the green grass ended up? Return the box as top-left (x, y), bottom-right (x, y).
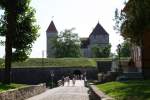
top-left (96, 80), bottom-right (150, 100)
top-left (0, 83), bottom-right (27, 92)
top-left (12, 58), bottom-right (97, 68)
top-left (0, 57), bottom-right (129, 68)
top-left (0, 58), bottom-right (100, 68)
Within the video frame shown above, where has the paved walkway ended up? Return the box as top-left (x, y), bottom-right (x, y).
top-left (26, 80), bottom-right (89, 100)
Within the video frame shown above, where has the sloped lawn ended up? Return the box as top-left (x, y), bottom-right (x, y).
top-left (0, 58), bottom-right (113, 68)
top-left (96, 80), bottom-right (150, 100)
top-left (0, 83), bottom-right (27, 92)
top-left (0, 58), bottom-right (129, 68)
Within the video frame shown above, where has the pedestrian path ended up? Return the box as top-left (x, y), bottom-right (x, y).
top-left (26, 80), bottom-right (89, 100)
top-left (64, 79), bottom-right (85, 86)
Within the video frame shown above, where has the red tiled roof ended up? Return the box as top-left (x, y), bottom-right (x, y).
top-left (46, 21), bottom-right (58, 33)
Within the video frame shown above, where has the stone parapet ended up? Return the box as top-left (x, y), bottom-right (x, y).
top-left (0, 83), bottom-right (46, 100)
top-left (89, 85), bottom-right (114, 100)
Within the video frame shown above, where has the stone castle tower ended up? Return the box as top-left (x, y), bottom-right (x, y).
top-left (81, 22), bottom-right (109, 57)
top-left (46, 20), bottom-right (58, 57)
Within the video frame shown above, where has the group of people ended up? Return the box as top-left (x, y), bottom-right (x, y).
top-left (61, 75), bottom-right (75, 86)
top-left (59, 74), bottom-right (86, 86)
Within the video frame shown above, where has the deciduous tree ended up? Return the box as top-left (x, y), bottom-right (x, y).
top-left (92, 44), bottom-right (111, 58)
top-left (114, 0), bottom-right (150, 79)
top-left (52, 29), bottom-right (81, 58)
top-left (117, 40), bottom-right (131, 57)
top-left (114, 0), bottom-right (150, 45)
top-left (0, 0), bottom-right (39, 84)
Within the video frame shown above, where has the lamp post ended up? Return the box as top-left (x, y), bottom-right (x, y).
top-left (84, 71), bottom-right (87, 81)
top-left (42, 50), bottom-right (44, 66)
top-left (117, 44), bottom-right (122, 73)
top-left (51, 71), bottom-right (54, 88)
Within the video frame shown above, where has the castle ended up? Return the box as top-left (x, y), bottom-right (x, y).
top-left (46, 20), bottom-right (109, 58)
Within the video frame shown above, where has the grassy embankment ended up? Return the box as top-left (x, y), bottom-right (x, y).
top-left (0, 58), bottom-right (114, 68)
top-left (0, 57), bottom-right (129, 68)
top-left (96, 80), bottom-right (150, 100)
top-left (0, 83), bottom-right (27, 93)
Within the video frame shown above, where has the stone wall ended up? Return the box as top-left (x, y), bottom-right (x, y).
top-left (0, 83), bottom-right (46, 100)
top-left (89, 85), bottom-right (114, 100)
top-left (97, 61), bottom-right (112, 73)
top-left (89, 34), bottom-right (109, 44)
top-left (0, 67), bottom-right (98, 85)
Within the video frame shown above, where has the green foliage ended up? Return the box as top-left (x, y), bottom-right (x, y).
top-left (91, 44), bottom-right (111, 58)
top-left (0, 0), bottom-right (36, 84)
top-left (113, 8), bottom-right (126, 33)
top-left (0, 83), bottom-right (27, 92)
top-left (0, 58), bottom-right (97, 68)
top-left (0, 0), bottom-right (6, 9)
top-left (114, 0), bottom-right (150, 45)
top-left (0, 0), bottom-right (39, 62)
top-left (96, 80), bottom-right (150, 100)
top-left (0, 58), bottom-right (130, 68)
top-left (52, 28), bottom-right (81, 58)
top-left (117, 40), bottom-right (131, 57)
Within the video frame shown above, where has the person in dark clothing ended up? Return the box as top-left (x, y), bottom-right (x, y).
top-left (61, 76), bottom-right (65, 86)
top-left (128, 58), bottom-right (137, 72)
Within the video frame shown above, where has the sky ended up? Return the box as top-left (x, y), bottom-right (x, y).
top-left (0, 0), bottom-right (125, 58)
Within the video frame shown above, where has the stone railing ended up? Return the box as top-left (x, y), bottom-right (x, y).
top-left (0, 83), bottom-right (46, 100)
top-left (89, 85), bottom-right (114, 100)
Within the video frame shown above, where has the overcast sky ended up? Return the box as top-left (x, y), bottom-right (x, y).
top-left (0, 0), bottom-right (125, 58)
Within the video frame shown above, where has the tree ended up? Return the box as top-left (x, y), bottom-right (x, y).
top-left (0, 2), bottom-right (39, 62)
top-left (114, 0), bottom-right (150, 45)
top-left (117, 40), bottom-right (131, 57)
top-left (92, 44), bottom-right (111, 58)
top-left (114, 0), bottom-right (150, 79)
top-left (52, 28), bottom-right (81, 58)
top-left (0, 0), bottom-right (18, 84)
top-left (0, 0), bottom-right (39, 84)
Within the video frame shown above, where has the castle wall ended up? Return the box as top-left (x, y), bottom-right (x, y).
top-left (47, 32), bottom-right (57, 58)
top-left (81, 48), bottom-right (91, 57)
top-left (81, 34), bottom-right (109, 58)
top-left (131, 45), bottom-right (142, 72)
top-left (89, 34), bottom-right (109, 44)
top-left (0, 67), bottom-right (98, 85)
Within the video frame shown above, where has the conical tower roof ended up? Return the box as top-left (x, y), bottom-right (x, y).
top-left (46, 21), bottom-right (58, 33)
top-left (90, 22), bottom-right (108, 36)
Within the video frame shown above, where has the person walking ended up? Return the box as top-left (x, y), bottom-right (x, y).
top-left (61, 76), bottom-right (65, 86)
top-left (72, 77), bottom-right (76, 86)
top-left (66, 76), bottom-right (70, 86)
top-left (81, 74), bottom-right (83, 80)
